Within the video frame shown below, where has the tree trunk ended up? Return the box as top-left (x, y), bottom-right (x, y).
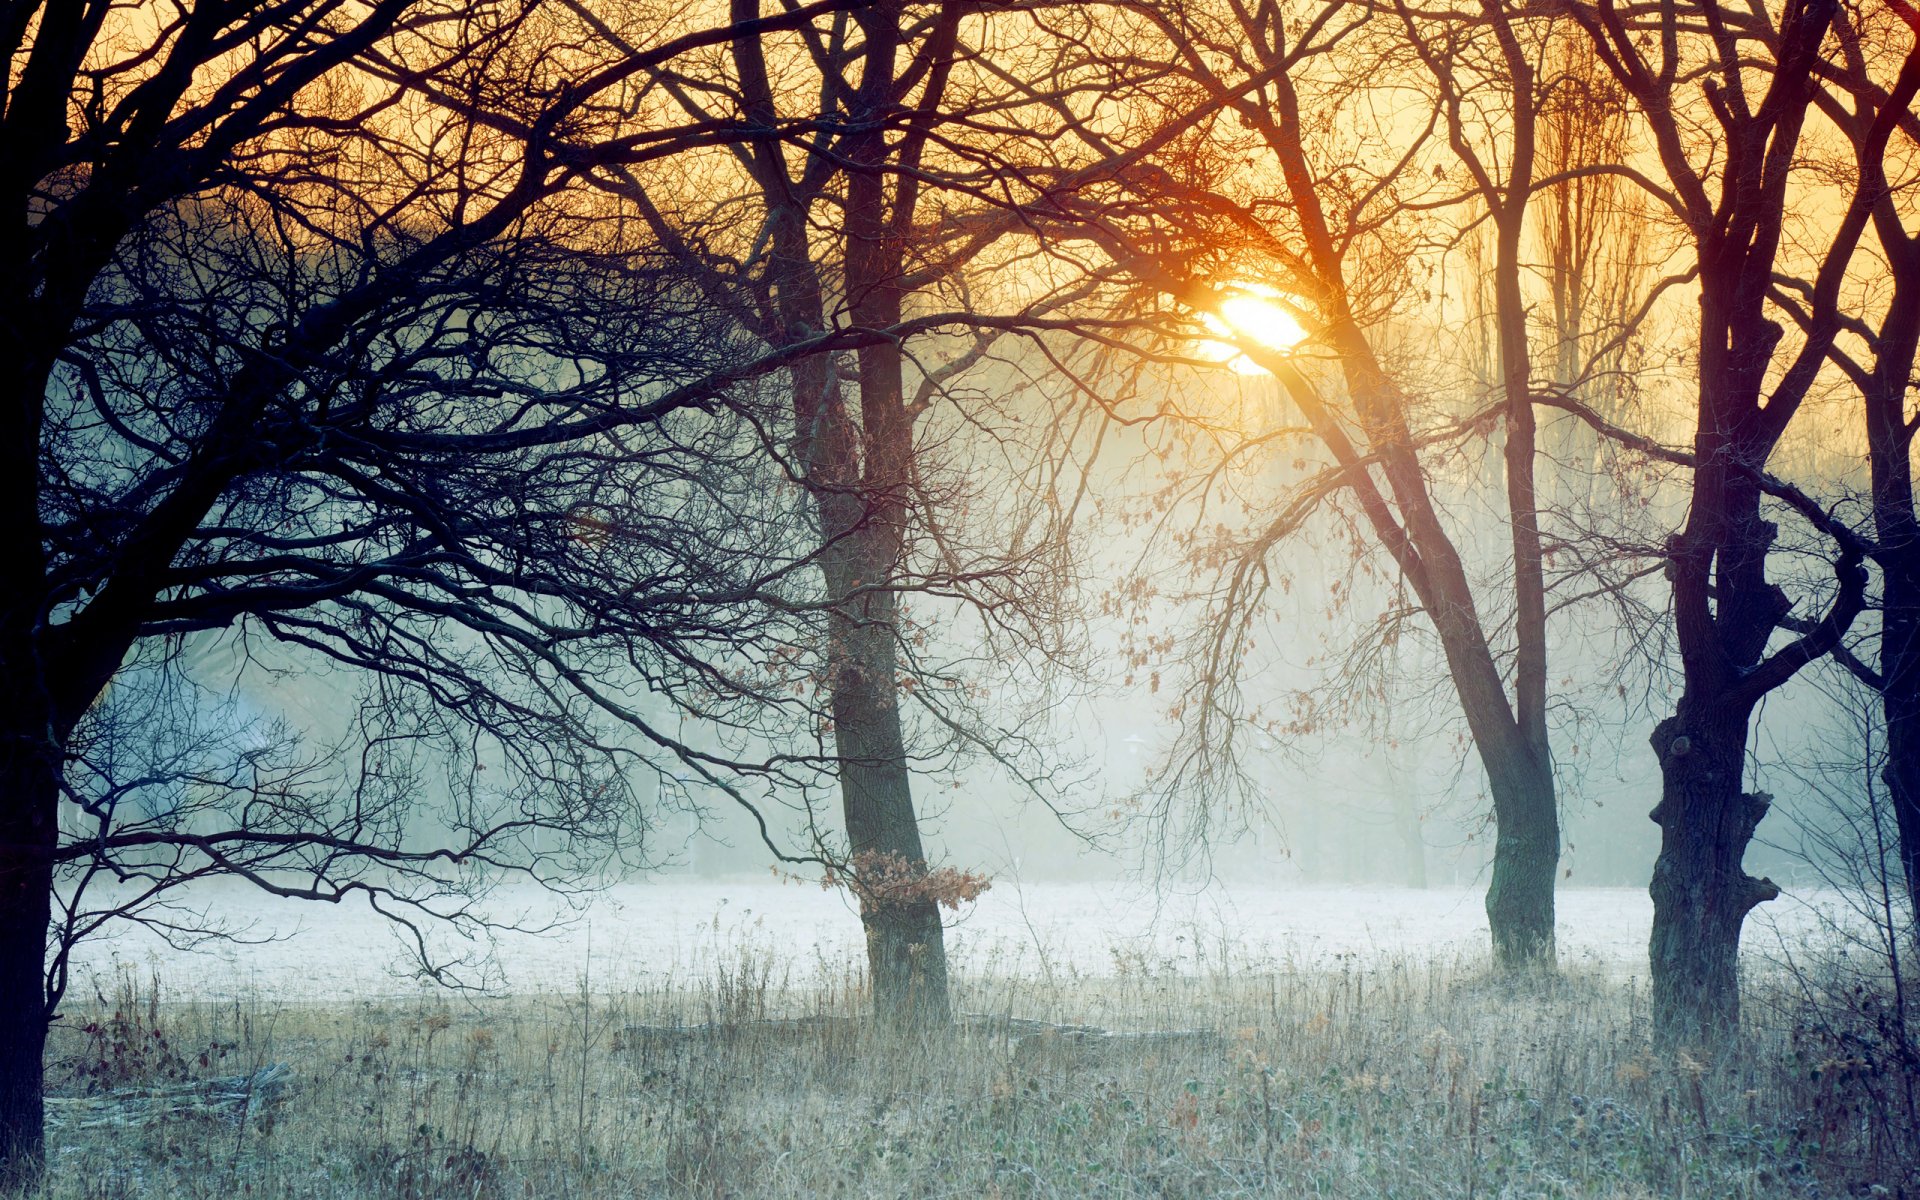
top-left (830, 1), bottom-right (952, 1028)
top-left (731, 0), bottom-right (954, 1029)
top-left (0, 702), bottom-right (56, 1184)
top-left (827, 579), bottom-right (950, 1028)
top-left (1865, 284), bottom-right (1920, 948)
top-left (1428, 598), bottom-right (1560, 969)
top-left (1484, 750), bottom-right (1558, 967)
top-left (1883, 649), bottom-right (1920, 943)
top-left (1479, 0), bottom-right (1555, 972)
top-left (1647, 710), bottom-right (1779, 1048)
top-left (1877, 544), bottom-right (1920, 947)
top-left (1545, 0), bottom-right (1846, 1049)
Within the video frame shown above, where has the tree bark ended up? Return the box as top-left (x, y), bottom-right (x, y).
top-left (1868, 364), bottom-right (1920, 949)
top-left (0, 694), bottom-right (57, 1183)
top-left (728, 0), bottom-right (955, 1028)
top-left (832, 0), bottom-right (954, 1027)
top-left (1418, 544), bottom-right (1559, 969)
top-left (1862, 252), bottom-right (1920, 947)
top-left (1484, 751), bottom-right (1558, 965)
top-left (800, 395), bottom-right (951, 1025)
top-left (1647, 709), bottom-right (1780, 1048)
top-left (827, 591), bottom-right (950, 1025)
top-left (1881, 630), bottom-right (1920, 943)
top-left (1553, 0), bottom-right (1854, 1048)
top-left (803, 403), bottom-right (951, 1024)
top-left (1478, 7), bottom-right (1558, 970)
top-left (0, 256), bottom-right (60, 1184)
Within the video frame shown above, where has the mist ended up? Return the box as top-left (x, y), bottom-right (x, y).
top-left (5, 0), bottom-right (1917, 1195)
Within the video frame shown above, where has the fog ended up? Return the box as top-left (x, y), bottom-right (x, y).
top-left (15, 0), bottom-right (1919, 1192)
top-left (64, 875), bottom-right (1857, 1003)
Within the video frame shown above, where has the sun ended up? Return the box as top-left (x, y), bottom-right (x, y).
top-left (1220, 294), bottom-right (1308, 352)
top-left (1197, 285), bottom-right (1310, 374)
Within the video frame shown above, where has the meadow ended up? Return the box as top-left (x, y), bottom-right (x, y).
top-left (30, 897), bottom-right (1916, 1199)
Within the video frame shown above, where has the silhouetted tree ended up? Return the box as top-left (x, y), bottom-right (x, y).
top-left (0, 0), bottom-right (911, 1176)
top-left (1772, 0), bottom-right (1920, 950)
top-left (1558, 0), bottom-right (1877, 1046)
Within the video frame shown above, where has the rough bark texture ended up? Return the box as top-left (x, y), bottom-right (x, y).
top-left (1485, 754), bottom-right (1560, 966)
top-left (0, 209), bottom-right (61, 1187)
top-left (772, 320), bottom-right (953, 1023)
top-left (838, 2), bottom-right (947, 1025)
top-left (787, 349), bottom-right (951, 1023)
top-left (1477, 28), bottom-right (1558, 967)
top-left (1884, 556), bottom-right (1920, 944)
top-left (0, 733), bottom-right (55, 1184)
top-left (1862, 242), bottom-right (1920, 947)
top-left (824, 564), bottom-right (951, 1026)
top-left (0, 447), bottom-right (60, 1180)
top-left (1648, 711), bottom-right (1780, 1047)
top-left (1560, 0), bottom-right (1856, 1047)
top-left (832, 658), bottom-right (951, 1024)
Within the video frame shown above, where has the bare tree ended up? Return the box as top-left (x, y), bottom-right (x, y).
top-left (0, 0), bottom-right (947, 1175)
top-left (1038, 0), bottom-right (1574, 967)
top-left (1556, 0), bottom-right (1879, 1046)
top-left (593, 0), bottom-right (1120, 1024)
top-left (1771, 0), bottom-right (1920, 950)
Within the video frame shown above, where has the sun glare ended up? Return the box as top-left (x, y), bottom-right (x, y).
top-left (1198, 287), bottom-right (1309, 374)
top-left (1220, 295), bottom-right (1308, 352)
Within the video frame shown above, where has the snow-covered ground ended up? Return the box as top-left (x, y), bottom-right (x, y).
top-left (59, 879), bottom-right (1858, 1002)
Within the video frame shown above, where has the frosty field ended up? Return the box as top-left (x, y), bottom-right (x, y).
top-left (62, 880), bottom-right (1850, 1002)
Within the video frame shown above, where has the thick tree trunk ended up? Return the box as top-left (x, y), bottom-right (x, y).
top-left (1647, 710), bottom-right (1779, 1048)
top-left (827, 585), bottom-right (949, 1027)
top-left (1879, 548), bottom-right (1920, 946)
top-left (1480, 9), bottom-right (1555, 972)
top-left (0, 706), bottom-right (56, 1184)
top-left (1865, 288), bottom-right (1920, 948)
top-left (1484, 751), bottom-right (1559, 967)
top-left (734, 0), bottom-right (953, 1029)
top-left (1884, 664), bottom-right (1920, 942)
top-left (831, 3), bottom-right (951, 1027)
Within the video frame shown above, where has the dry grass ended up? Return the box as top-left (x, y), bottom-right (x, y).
top-left (27, 944), bottom-right (1915, 1199)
